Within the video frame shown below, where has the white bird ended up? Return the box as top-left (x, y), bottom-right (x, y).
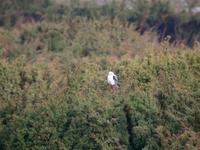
top-left (107, 71), bottom-right (118, 90)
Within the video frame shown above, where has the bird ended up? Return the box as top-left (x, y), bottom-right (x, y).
top-left (107, 71), bottom-right (118, 90)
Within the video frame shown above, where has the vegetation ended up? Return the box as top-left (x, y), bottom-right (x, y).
top-left (1, 0), bottom-right (200, 46)
top-left (0, 0), bottom-right (200, 149)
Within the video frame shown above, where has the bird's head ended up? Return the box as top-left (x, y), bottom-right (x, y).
top-left (108, 71), bottom-right (114, 75)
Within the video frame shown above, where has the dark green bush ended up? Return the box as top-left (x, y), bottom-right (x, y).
top-left (0, 9), bottom-right (200, 149)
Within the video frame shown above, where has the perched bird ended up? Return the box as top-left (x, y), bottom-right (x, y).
top-left (107, 71), bottom-right (118, 90)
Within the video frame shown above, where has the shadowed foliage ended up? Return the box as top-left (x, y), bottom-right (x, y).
top-left (0, 0), bottom-right (200, 150)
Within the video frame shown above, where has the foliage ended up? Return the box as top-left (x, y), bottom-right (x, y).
top-left (0, 1), bottom-right (200, 149)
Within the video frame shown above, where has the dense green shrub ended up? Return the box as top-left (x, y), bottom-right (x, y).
top-left (0, 11), bottom-right (200, 149)
top-left (1, 43), bottom-right (200, 150)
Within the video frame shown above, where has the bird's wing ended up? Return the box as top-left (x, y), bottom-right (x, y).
top-left (113, 75), bottom-right (118, 82)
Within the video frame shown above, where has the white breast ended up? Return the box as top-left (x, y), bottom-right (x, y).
top-left (107, 74), bottom-right (115, 85)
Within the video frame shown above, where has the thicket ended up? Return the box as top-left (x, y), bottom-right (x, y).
top-left (0, 17), bottom-right (200, 149)
top-left (0, 0), bottom-right (200, 46)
